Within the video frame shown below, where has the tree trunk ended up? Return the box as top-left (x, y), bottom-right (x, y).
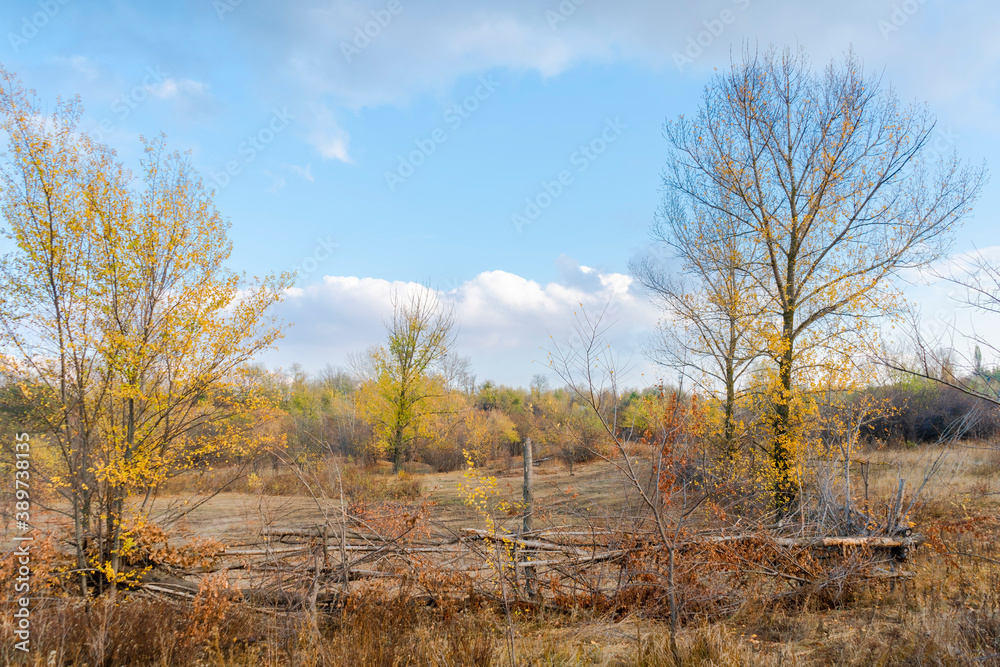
top-left (772, 331), bottom-right (796, 513)
top-left (724, 359), bottom-right (737, 459)
top-left (110, 397), bottom-right (135, 597)
top-left (668, 545), bottom-right (680, 664)
top-left (72, 494), bottom-right (88, 597)
top-left (392, 426), bottom-right (405, 473)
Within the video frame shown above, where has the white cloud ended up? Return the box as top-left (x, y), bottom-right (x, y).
top-left (149, 77), bottom-right (209, 100)
top-left (263, 252), bottom-right (1000, 387)
top-left (899, 245), bottom-right (1000, 286)
top-left (263, 170), bottom-right (286, 193)
top-left (63, 55), bottom-right (100, 80)
top-left (217, 0), bottom-right (1000, 140)
top-left (283, 162), bottom-right (315, 182)
top-left (143, 77), bottom-right (217, 121)
top-left (262, 262), bottom-right (661, 387)
top-left (306, 104), bottom-right (351, 162)
top-left (236, 4), bottom-right (986, 90)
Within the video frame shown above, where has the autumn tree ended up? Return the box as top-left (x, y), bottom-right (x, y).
top-left (273, 365), bottom-right (371, 460)
top-left (632, 182), bottom-right (767, 456)
top-left (0, 73), bottom-right (98, 591)
top-left (657, 46), bottom-right (985, 509)
top-left (0, 67), bottom-right (289, 594)
top-left (419, 401), bottom-right (518, 472)
top-left (94, 140), bottom-right (289, 590)
top-left (557, 401), bottom-right (605, 475)
top-left (316, 367), bottom-right (370, 459)
top-left (356, 288), bottom-right (456, 472)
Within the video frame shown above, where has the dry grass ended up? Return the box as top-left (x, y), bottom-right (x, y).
top-left (6, 441), bottom-right (1000, 665)
top-left (1, 593), bottom-right (499, 667)
top-left (159, 458), bottom-right (423, 502)
top-left (4, 550), bottom-right (1000, 665)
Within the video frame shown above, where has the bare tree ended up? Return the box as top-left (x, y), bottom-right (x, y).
top-left (546, 305), bottom-right (705, 660)
top-left (654, 45), bottom-right (985, 509)
top-left (440, 352), bottom-right (476, 395)
top-left (891, 250), bottom-right (1000, 408)
top-left (632, 182), bottom-right (767, 456)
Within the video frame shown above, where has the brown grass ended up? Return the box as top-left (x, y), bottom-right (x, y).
top-left (6, 441), bottom-right (1000, 665)
top-left (159, 457), bottom-right (423, 502)
top-left (1, 590), bottom-right (500, 666)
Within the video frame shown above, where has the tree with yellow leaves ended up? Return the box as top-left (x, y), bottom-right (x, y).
top-left (355, 288), bottom-right (456, 472)
top-left (655, 46), bottom-right (985, 510)
top-left (0, 66), bottom-right (290, 594)
top-left (459, 407), bottom-right (518, 468)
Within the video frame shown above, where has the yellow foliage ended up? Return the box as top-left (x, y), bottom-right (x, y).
top-left (0, 66), bottom-right (290, 586)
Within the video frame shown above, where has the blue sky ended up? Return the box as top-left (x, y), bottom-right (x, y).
top-left (2, 0), bottom-right (999, 386)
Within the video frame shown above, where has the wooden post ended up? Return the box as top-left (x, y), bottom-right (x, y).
top-left (523, 438), bottom-right (534, 534)
top-left (522, 438), bottom-right (537, 601)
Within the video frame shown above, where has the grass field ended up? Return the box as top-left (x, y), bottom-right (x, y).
top-left (4, 441), bottom-right (1000, 665)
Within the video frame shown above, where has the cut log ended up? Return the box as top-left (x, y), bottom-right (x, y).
top-left (460, 528), bottom-right (589, 555)
top-left (693, 534), bottom-right (924, 549)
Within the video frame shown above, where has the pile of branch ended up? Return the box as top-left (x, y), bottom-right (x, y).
top-left (136, 523), bottom-right (924, 611)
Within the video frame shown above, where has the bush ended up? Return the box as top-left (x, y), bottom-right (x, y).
top-left (862, 381), bottom-right (1000, 445)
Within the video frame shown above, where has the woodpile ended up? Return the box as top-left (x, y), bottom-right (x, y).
top-left (138, 522), bottom-right (925, 612)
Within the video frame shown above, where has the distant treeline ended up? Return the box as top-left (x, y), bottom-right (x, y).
top-left (862, 378), bottom-right (1000, 445)
top-left (256, 364), bottom-right (1000, 476)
